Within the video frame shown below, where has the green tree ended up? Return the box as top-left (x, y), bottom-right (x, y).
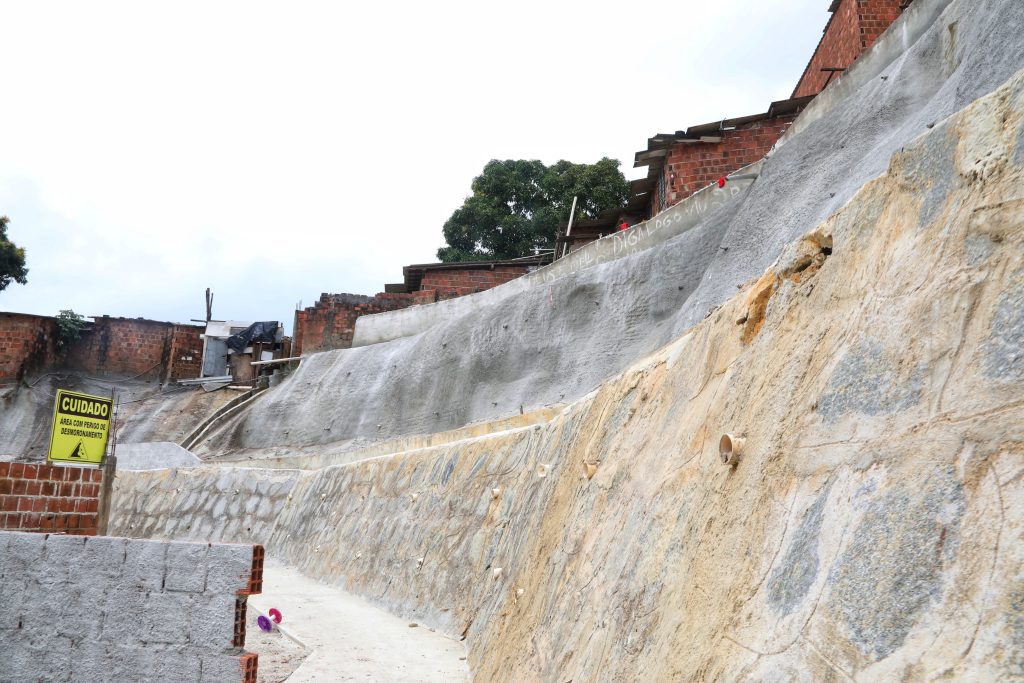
top-left (437, 157), bottom-right (629, 262)
top-left (0, 216), bottom-right (28, 291)
top-left (55, 309), bottom-right (86, 351)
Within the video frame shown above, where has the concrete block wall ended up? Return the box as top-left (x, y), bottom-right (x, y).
top-left (0, 313), bottom-right (58, 383)
top-left (793, 0), bottom-right (908, 98)
top-left (0, 531), bottom-right (262, 682)
top-left (0, 462), bottom-right (101, 535)
top-left (649, 117), bottom-right (796, 216)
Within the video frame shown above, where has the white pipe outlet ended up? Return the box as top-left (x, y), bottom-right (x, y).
top-left (719, 434), bottom-right (745, 466)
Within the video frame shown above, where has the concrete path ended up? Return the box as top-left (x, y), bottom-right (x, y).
top-left (249, 561), bottom-right (469, 682)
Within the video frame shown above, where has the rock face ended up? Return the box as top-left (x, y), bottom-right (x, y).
top-left (112, 68), bottom-right (1024, 680)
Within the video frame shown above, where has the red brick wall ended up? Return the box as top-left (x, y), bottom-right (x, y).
top-left (64, 317), bottom-right (204, 382)
top-left (168, 323), bottom-right (204, 381)
top-left (0, 461), bottom-right (102, 535)
top-left (0, 314), bottom-right (204, 384)
top-left (650, 116), bottom-right (796, 216)
top-left (793, 0), bottom-right (907, 98)
top-left (293, 292), bottom-right (417, 355)
top-left (0, 313), bottom-right (58, 383)
top-left (859, 0), bottom-right (905, 48)
top-left (419, 266), bottom-right (529, 300)
top-left (294, 268), bottom-right (532, 355)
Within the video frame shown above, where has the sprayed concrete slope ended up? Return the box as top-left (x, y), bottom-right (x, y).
top-left (112, 67), bottom-right (1024, 679)
top-left (196, 0), bottom-right (1024, 456)
top-left (0, 373), bottom-right (237, 460)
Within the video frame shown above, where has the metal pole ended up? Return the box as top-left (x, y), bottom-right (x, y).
top-left (561, 195), bottom-right (578, 259)
top-left (97, 390), bottom-right (118, 536)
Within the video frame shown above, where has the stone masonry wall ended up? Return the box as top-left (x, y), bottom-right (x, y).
top-left (0, 531), bottom-right (262, 682)
top-left (650, 116), bottom-right (796, 216)
top-left (108, 466), bottom-right (301, 546)
top-left (0, 462), bottom-right (101, 536)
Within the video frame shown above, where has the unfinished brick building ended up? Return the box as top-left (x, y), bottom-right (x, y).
top-left (632, 97), bottom-right (812, 219)
top-left (794, 0), bottom-right (912, 97)
top-left (293, 255), bottom-right (549, 355)
top-left (0, 313), bottom-right (204, 385)
top-left (619, 0), bottom-right (913, 229)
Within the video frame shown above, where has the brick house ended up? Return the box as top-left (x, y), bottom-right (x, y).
top-left (615, 0), bottom-right (914, 228)
top-left (293, 255), bottom-right (549, 356)
top-left (0, 313), bottom-right (204, 385)
top-left (793, 0), bottom-right (913, 98)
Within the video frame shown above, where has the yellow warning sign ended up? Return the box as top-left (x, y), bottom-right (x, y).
top-left (47, 389), bottom-right (112, 466)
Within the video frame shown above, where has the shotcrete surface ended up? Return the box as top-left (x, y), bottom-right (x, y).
top-left (111, 63), bottom-right (1024, 681)
top-left (0, 373), bottom-right (235, 460)
top-left (200, 0), bottom-right (1024, 455)
top-left (116, 441), bottom-right (201, 470)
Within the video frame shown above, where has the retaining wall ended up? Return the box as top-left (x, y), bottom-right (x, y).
top-left (109, 466), bottom-right (301, 545)
top-left (351, 170), bottom-right (759, 348)
top-left (107, 69), bottom-right (1024, 680)
top-left (0, 531), bottom-right (262, 682)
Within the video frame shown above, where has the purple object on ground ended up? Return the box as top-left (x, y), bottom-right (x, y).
top-left (257, 615), bottom-right (272, 632)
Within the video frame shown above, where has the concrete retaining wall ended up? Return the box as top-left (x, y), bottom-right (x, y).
top-left (0, 531), bottom-right (262, 682)
top-left (351, 168), bottom-right (759, 348)
top-left (106, 70), bottom-right (1024, 680)
top-left (196, 0), bottom-right (1024, 458)
top-left (108, 466), bottom-right (300, 545)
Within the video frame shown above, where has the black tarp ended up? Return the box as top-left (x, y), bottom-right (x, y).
top-left (226, 321), bottom-right (279, 353)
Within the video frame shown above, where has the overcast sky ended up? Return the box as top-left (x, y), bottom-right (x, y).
top-left (1, 1), bottom-right (827, 331)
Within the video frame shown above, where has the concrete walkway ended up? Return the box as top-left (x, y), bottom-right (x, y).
top-left (249, 561), bottom-right (470, 682)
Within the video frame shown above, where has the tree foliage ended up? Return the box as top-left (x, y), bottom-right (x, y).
top-left (437, 157), bottom-right (629, 262)
top-left (0, 216), bottom-right (28, 291)
top-left (55, 310), bottom-right (86, 351)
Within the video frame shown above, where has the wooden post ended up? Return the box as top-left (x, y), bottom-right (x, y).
top-left (561, 195), bottom-right (578, 259)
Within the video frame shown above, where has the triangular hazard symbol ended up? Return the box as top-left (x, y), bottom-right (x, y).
top-left (69, 440), bottom-right (87, 459)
